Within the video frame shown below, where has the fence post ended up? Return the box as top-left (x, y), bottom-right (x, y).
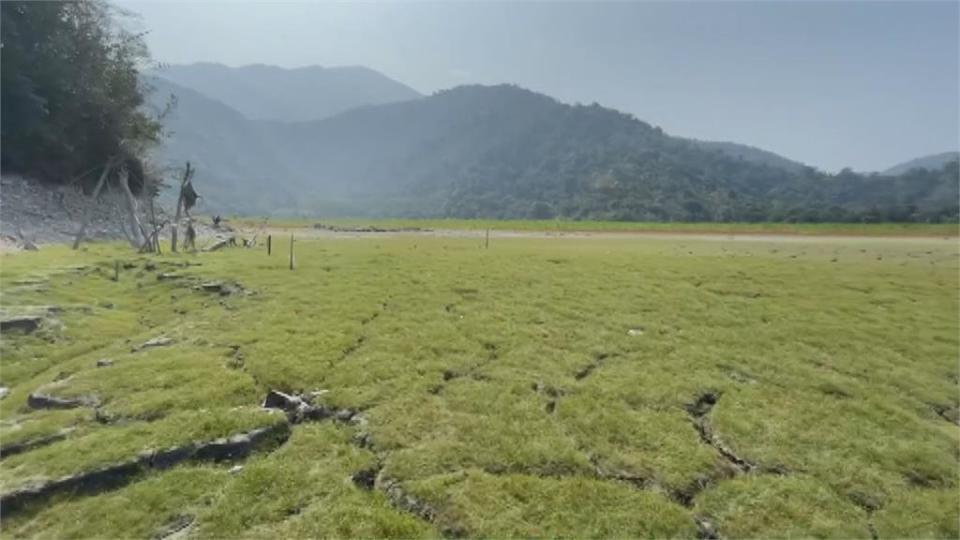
top-left (289, 235), bottom-right (295, 270)
top-left (267, 235), bottom-right (272, 256)
top-left (485, 228), bottom-right (490, 249)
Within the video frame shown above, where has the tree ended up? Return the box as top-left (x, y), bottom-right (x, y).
top-left (1, 1), bottom-right (161, 191)
top-left (529, 201), bottom-right (556, 220)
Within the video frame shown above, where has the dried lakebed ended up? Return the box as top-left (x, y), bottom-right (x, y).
top-left (0, 234), bottom-right (957, 538)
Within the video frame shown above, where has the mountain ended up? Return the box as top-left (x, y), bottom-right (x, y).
top-left (685, 140), bottom-right (810, 174)
top-left (144, 76), bottom-right (305, 214)
top-left (148, 82), bottom-right (959, 222)
top-left (150, 63), bottom-right (422, 122)
top-left (882, 151), bottom-right (960, 176)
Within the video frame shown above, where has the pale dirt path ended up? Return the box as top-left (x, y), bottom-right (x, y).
top-left (253, 226), bottom-right (959, 246)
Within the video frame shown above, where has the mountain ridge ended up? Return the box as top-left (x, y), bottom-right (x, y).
top-left (149, 62), bottom-right (422, 122)
top-left (147, 80), bottom-right (958, 221)
top-left (882, 151), bottom-right (959, 176)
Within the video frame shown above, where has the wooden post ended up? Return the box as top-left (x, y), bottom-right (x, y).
top-left (72, 160), bottom-right (114, 250)
top-left (289, 234), bottom-right (295, 270)
top-left (485, 228), bottom-right (490, 249)
top-left (267, 235), bottom-right (272, 255)
top-left (171, 162), bottom-right (193, 253)
top-left (113, 260), bottom-right (120, 281)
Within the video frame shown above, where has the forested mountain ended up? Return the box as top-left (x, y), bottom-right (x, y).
top-left (882, 151), bottom-right (960, 176)
top-left (685, 140), bottom-right (810, 174)
top-left (149, 83), bottom-right (958, 221)
top-left (150, 63), bottom-right (422, 122)
top-left (145, 76), bottom-right (303, 213)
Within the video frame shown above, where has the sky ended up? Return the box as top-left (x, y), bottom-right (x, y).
top-left (119, 1), bottom-right (959, 172)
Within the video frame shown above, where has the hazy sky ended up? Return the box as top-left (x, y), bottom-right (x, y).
top-left (120, 1), bottom-right (959, 172)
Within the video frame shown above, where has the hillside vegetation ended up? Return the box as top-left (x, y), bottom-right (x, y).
top-left (882, 151), bottom-right (960, 176)
top-left (151, 83), bottom-right (959, 222)
top-left (1, 1), bottom-right (160, 191)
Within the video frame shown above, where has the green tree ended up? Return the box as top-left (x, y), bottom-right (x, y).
top-left (1, 0), bottom-right (160, 191)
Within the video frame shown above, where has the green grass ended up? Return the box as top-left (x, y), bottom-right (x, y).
top-left (0, 229), bottom-right (957, 538)
top-left (231, 216), bottom-right (959, 236)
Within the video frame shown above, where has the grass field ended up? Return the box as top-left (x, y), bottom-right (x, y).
top-left (232, 217), bottom-right (960, 237)
top-left (1, 230), bottom-right (957, 538)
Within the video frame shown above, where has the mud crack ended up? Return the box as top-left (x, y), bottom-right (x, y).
top-left (574, 352), bottom-right (611, 381)
top-left (0, 421), bottom-right (290, 515)
top-left (686, 392), bottom-right (754, 473)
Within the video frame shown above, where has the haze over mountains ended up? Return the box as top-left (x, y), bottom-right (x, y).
top-left (151, 63), bottom-right (421, 122)
top-left (882, 152), bottom-right (960, 176)
top-left (147, 63), bottom-right (959, 221)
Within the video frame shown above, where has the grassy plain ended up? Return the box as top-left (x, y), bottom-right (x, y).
top-left (0, 229), bottom-right (957, 538)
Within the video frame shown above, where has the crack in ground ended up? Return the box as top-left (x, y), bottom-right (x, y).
top-left (930, 402), bottom-right (959, 426)
top-left (867, 517), bottom-right (879, 540)
top-left (686, 392), bottom-right (755, 473)
top-left (328, 299), bottom-right (391, 367)
top-left (849, 494), bottom-right (882, 540)
top-left (532, 381), bottom-right (566, 414)
top-left (341, 416), bottom-right (470, 538)
top-left (0, 429), bottom-right (72, 459)
top-left (574, 353), bottom-right (611, 381)
top-left (429, 342), bottom-right (499, 395)
top-left (0, 420), bottom-right (291, 516)
top-left (2, 389), bottom-right (365, 516)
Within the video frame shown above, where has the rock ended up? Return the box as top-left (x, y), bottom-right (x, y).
top-left (228, 465), bottom-right (244, 475)
top-left (695, 517), bottom-right (719, 539)
top-left (0, 315), bottom-right (43, 333)
top-left (156, 272), bottom-right (183, 281)
top-left (262, 390), bottom-right (306, 413)
top-left (262, 389), bottom-right (357, 424)
top-left (351, 467), bottom-right (378, 490)
top-left (0, 387), bottom-right (8, 400)
top-left (203, 236), bottom-right (236, 252)
top-left (138, 336), bottom-right (172, 350)
top-left (152, 515), bottom-right (194, 540)
top-left (27, 392), bottom-right (97, 410)
top-left (96, 358), bottom-right (114, 368)
top-left (195, 281), bottom-right (241, 296)
top-left (627, 327), bottom-right (645, 336)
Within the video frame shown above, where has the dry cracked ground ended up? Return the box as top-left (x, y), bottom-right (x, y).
top-left (0, 233), bottom-right (957, 538)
